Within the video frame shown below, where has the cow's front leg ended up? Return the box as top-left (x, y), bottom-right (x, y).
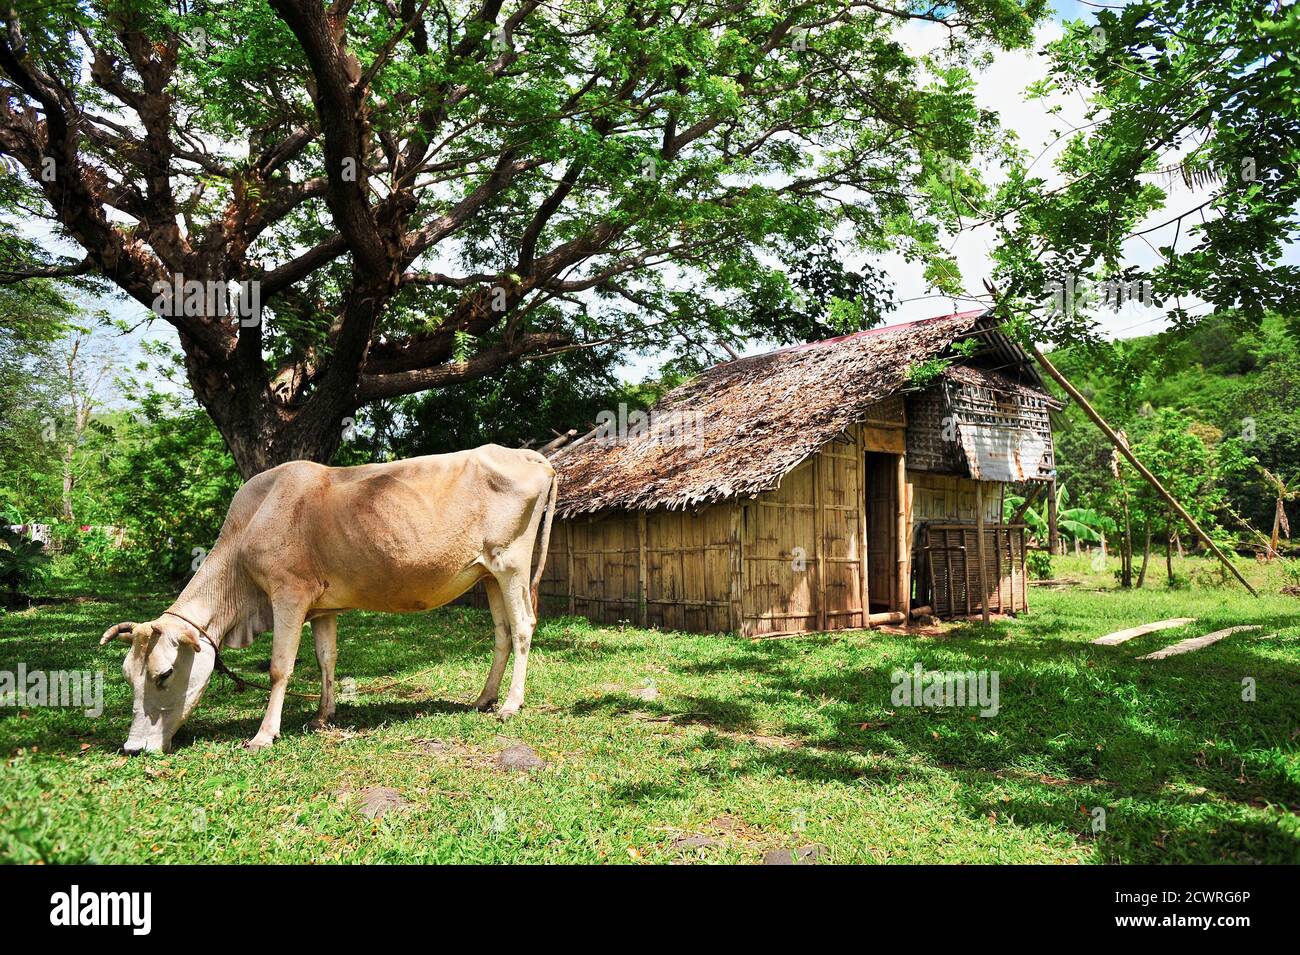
top-left (473, 577), bottom-right (510, 711)
top-left (496, 574), bottom-right (536, 721)
top-left (307, 613), bottom-right (338, 731)
top-left (246, 600), bottom-right (306, 750)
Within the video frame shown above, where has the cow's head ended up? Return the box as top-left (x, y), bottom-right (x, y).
top-left (100, 617), bottom-right (216, 753)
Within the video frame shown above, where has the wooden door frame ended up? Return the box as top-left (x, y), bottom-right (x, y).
top-left (864, 450), bottom-right (909, 616)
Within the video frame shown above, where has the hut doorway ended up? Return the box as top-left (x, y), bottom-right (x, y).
top-left (864, 452), bottom-right (902, 612)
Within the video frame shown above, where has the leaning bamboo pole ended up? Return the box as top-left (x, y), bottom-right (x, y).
top-left (1031, 345), bottom-right (1257, 597)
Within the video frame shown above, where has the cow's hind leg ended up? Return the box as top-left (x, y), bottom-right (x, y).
top-left (307, 613), bottom-right (338, 731)
top-left (496, 571), bottom-right (536, 721)
top-left (246, 597), bottom-right (307, 750)
top-left (473, 577), bottom-right (510, 712)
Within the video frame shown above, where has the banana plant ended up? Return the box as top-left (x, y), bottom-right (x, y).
top-left (1259, 467), bottom-right (1297, 559)
top-left (1004, 483), bottom-right (1115, 547)
top-left (0, 526), bottom-right (50, 605)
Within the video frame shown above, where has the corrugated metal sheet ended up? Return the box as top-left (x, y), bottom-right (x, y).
top-left (958, 423), bottom-right (1052, 482)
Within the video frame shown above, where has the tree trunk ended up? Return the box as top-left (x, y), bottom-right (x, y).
top-left (214, 403), bottom-right (350, 479)
top-left (1166, 522), bottom-right (1175, 585)
top-left (1137, 525), bottom-right (1151, 588)
top-left (1120, 498), bottom-right (1133, 588)
top-left (61, 445), bottom-right (75, 523)
top-left (1269, 498), bottom-right (1282, 560)
top-left (186, 352), bottom-right (355, 479)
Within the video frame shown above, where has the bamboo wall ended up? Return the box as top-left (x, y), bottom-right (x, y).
top-left (741, 430), bottom-right (867, 637)
top-left (909, 471), bottom-right (1002, 526)
top-left (538, 505), bottom-right (734, 633)
top-left (530, 419), bottom-right (1032, 635)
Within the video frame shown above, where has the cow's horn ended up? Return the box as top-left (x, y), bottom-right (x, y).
top-left (99, 622), bottom-right (140, 646)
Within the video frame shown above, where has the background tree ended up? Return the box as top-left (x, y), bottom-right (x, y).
top-left (1124, 408), bottom-right (1251, 585)
top-left (54, 322), bottom-right (119, 523)
top-left (991, 0), bottom-right (1300, 341)
top-left (0, 238), bottom-right (75, 524)
top-left (1258, 466), bottom-right (1297, 560)
top-left (0, 0), bottom-right (1045, 477)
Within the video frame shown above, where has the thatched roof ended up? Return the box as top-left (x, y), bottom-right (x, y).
top-left (550, 309), bottom-right (1042, 518)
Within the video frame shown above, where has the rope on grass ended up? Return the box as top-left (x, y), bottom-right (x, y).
top-left (214, 661), bottom-right (445, 701)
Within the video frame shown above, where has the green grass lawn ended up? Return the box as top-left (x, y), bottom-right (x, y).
top-left (2, 556), bottom-right (1299, 864)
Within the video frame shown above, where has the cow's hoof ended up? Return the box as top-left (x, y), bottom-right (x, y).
top-left (496, 707), bottom-right (520, 722)
top-left (305, 717), bottom-right (330, 732)
top-left (244, 736), bottom-right (275, 751)
top-left (472, 696), bottom-right (497, 713)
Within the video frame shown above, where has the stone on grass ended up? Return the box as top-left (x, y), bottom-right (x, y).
top-left (356, 786), bottom-right (408, 820)
top-left (671, 834), bottom-right (718, 850)
top-left (762, 844), bottom-right (825, 865)
top-left (495, 742), bottom-right (546, 773)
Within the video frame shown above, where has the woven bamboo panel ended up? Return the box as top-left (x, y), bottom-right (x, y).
top-left (742, 428), bottom-right (865, 636)
top-left (917, 523), bottom-right (1027, 618)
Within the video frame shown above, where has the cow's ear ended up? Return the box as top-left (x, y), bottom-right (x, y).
top-left (99, 622), bottom-right (139, 645)
top-left (177, 628), bottom-right (203, 653)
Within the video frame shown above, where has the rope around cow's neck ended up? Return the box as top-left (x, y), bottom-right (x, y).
top-left (161, 609), bottom-right (248, 692)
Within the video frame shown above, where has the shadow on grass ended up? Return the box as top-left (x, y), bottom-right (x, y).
top-left (612, 611), bottom-right (1300, 862)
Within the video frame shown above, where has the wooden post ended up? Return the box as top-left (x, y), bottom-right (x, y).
top-left (813, 452), bottom-right (827, 632)
top-left (1019, 527), bottom-right (1028, 612)
top-left (856, 425), bottom-right (870, 628)
top-left (1032, 345), bottom-right (1257, 597)
top-left (637, 510), bottom-right (648, 628)
top-left (729, 505), bottom-right (744, 635)
top-left (1047, 477), bottom-right (1059, 554)
top-left (895, 454), bottom-right (908, 614)
top-left (975, 481), bottom-right (990, 623)
top-left (566, 523), bottom-right (575, 615)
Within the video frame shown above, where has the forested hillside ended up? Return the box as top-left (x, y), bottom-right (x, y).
top-left (1049, 313), bottom-right (1300, 564)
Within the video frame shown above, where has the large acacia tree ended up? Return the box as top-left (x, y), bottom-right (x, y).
top-left (0, 0), bottom-right (1042, 476)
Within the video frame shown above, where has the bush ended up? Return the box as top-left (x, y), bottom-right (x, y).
top-left (1026, 550), bottom-right (1053, 580)
top-left (0, 527), bottom-right (50, 605)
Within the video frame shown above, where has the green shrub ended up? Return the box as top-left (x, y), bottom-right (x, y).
top-left (0, 527), bottom-right (50, 605)
top-left (1026, 550), bottom-right (1053, 580)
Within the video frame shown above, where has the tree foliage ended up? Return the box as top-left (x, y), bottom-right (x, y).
top-left (0, 0), bottom-right (1046, 474)
top-left (991, 0), bottom-right (1300, 342)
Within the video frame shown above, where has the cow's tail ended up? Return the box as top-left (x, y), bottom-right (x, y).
top-left (530, 471), bottom-right (558, 618)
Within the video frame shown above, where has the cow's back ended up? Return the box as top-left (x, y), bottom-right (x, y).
top-left (238, 448), bottom-right (553, 613)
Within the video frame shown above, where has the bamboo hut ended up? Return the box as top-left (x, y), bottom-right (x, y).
top-left (536, 310), bottom-right (1061, 636)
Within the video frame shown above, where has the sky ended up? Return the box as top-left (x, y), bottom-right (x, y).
top-left (11, 2), bottom-right (1280, 400)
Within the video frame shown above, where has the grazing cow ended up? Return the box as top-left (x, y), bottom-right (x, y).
top-left (99, 445), bottom-right (557, 753)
